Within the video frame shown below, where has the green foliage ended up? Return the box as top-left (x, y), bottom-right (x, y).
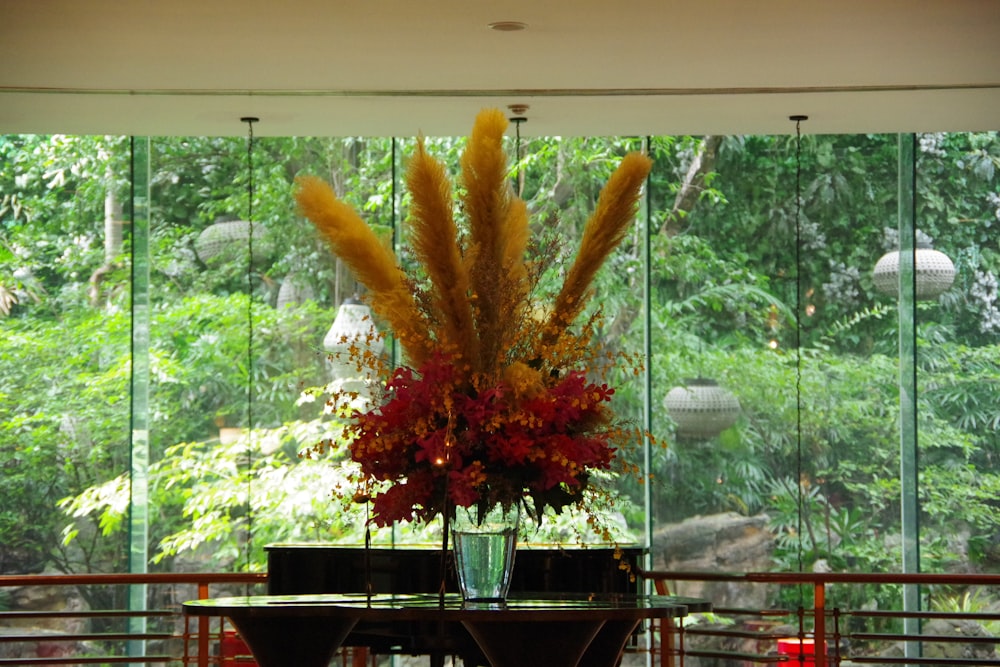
top-left (156, 420), bottom-right (370, 567)
top-left (930, 588), bottom-right (1000, 636)
top-left (0, 305), bottom-right (131, 572)
top-left (0, 135), bottom-right (131, 316)
top-left (59, 418), bottom-right (419, 571)
top-left (0, 288), bottom-right (332, 572)
top-left (147, 293), bottom-right (331, 440)
top-left (2, 129), bottom-right (1000, 581)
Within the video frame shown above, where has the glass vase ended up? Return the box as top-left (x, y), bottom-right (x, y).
top-left (450, 503), bottom-right (520, 602)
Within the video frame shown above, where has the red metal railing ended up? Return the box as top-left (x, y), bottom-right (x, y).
top-left (4, 570), bottom-right (1000, 666)
top-left (0, 572), bottom-right (266, 666)
top-left (640, 570), bottom-right (1000, 667)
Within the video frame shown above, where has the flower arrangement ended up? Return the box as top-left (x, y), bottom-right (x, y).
top-left (295, 109), bottom-right (652, 532)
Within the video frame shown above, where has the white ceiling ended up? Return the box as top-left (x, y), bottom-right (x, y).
top-left (2, 0), bottom-right (999, 137)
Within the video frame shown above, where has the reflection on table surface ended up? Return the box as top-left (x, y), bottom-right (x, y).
top-left (183, 593), bottom-right (711, 667)
top-left (185, 591), bottom-right (710, 615)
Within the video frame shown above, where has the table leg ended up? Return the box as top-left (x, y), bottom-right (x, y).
top-left (461, 619), bottom-right (604, 667)
top-left (230, 615), bottom-right (358, 667)
top-left (577, 619), bottom-right (641, 667)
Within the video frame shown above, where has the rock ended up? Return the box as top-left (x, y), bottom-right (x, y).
top-left (651, 512), bottom-right (774, 610)
top-left (0, 627), bottom-right (86, 660)
top-left (6, 582), bottom-right (87, 633)
top-left (920, 618), bottom-right (996, 661)
top-left (864, 617), bottom-right (997, 665)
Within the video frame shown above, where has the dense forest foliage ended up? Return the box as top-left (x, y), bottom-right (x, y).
top-left (1, 130), bottom-right (998, 583)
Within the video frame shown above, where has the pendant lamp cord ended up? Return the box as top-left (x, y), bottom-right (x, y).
top-left (510, 115), bottom-right (526, 196)
top-left (515, 118), bottom-right (521, 195)
top-left (790, 114), bottom-right (807, 577)
top-left (241, 116), bottom-right (259, 586)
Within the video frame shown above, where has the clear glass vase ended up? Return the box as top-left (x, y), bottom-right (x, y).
top-left (450, 503), bottom-right (520, 602)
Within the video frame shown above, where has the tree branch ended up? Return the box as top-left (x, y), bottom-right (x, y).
top-left (661, 135), bottom-right (723, 236)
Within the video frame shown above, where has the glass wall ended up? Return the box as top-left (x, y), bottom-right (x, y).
top-left (0, 135), bottom-right (133, 582)
top-left (1, 130), bottom-right (998, 582)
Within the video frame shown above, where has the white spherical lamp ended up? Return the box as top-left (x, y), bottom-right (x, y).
top-left (664, 378), bottom-right (741, 439)
top-left (872, 242), bottom-right (956, 300)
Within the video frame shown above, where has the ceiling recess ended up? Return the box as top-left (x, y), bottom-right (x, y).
top-left (488, 21), bottom-right (528, 32)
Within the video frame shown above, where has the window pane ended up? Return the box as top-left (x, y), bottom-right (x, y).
top-left (0, 135), bottom-right (132, 576)
top-left (2, 129), bottom-right (997, 585)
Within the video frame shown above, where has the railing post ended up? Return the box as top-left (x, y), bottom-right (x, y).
top-left (678, 616), bottom-right (685, 667)
top-left (814, 581), bottom-right (825, 667)
top-left (198, 582), bottom-right (210, 667)
top-left (662, 617), bottom-right (676, 667)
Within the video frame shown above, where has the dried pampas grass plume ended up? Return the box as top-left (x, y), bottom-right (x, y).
top-left (294, 175), bottom-right (433, 367)
top-left (545, 152), bottom-right (652, 341)
top-left (406, 138), bottom-right (478, 366)
top-left (461, 108), bottom-right (530, 374)
top-left (295, 110), bottom-right (651, 384)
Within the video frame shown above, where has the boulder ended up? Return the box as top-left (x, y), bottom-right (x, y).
top-left (651, 512), bottom-right (774, 610)
top-left (869, 617), bottom-right (998, 665)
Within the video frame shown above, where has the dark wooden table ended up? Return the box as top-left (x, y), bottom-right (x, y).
top-left (184, 592), bottom-right (710, 667)
top-left (266, 543), bottom-right (649, 665)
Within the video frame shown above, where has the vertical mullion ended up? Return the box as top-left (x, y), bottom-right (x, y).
top-left (128, 135), bottom-right (152, 661)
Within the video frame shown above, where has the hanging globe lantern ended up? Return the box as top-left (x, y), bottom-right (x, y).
top-left (194, 219), bottom-right (275, 267)
top-left (872, 241), bottom-right (956, 300)
top-left (323, 297), bottom-right (383, 382)
top-left (664, 378), bottom-right (741, 439)
top-left (195, 220), bottom-right (255, 264)
top-left (276, 273), bottom-right (315, 309)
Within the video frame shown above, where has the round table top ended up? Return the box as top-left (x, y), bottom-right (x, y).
top-left (184, 592), bottom-right (710, 622)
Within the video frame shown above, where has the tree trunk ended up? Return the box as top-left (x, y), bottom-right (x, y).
top-left (661, 135), bottom-right (723, 236)
top-left (89, 177), bottom-right (124, 308)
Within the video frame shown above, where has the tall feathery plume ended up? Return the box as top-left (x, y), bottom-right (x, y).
top-left (495, 195), bottom-right (531, 366)
top-left (545, 152), bottom-right (652, 342)
top-left (500, 196), bottom-right (530, 308)
top-left (294, 175), bottom-right (433, 367)
top-left (461, 108), bottom-right (521, 374)
top-left (406, 138), bottom-right (478, 367)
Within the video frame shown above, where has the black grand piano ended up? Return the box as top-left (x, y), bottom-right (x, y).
top-left (267, 543), bottom-right (646, 665)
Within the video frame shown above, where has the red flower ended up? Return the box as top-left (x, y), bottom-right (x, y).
top-left (345, 351), bottom-right (628, 527)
